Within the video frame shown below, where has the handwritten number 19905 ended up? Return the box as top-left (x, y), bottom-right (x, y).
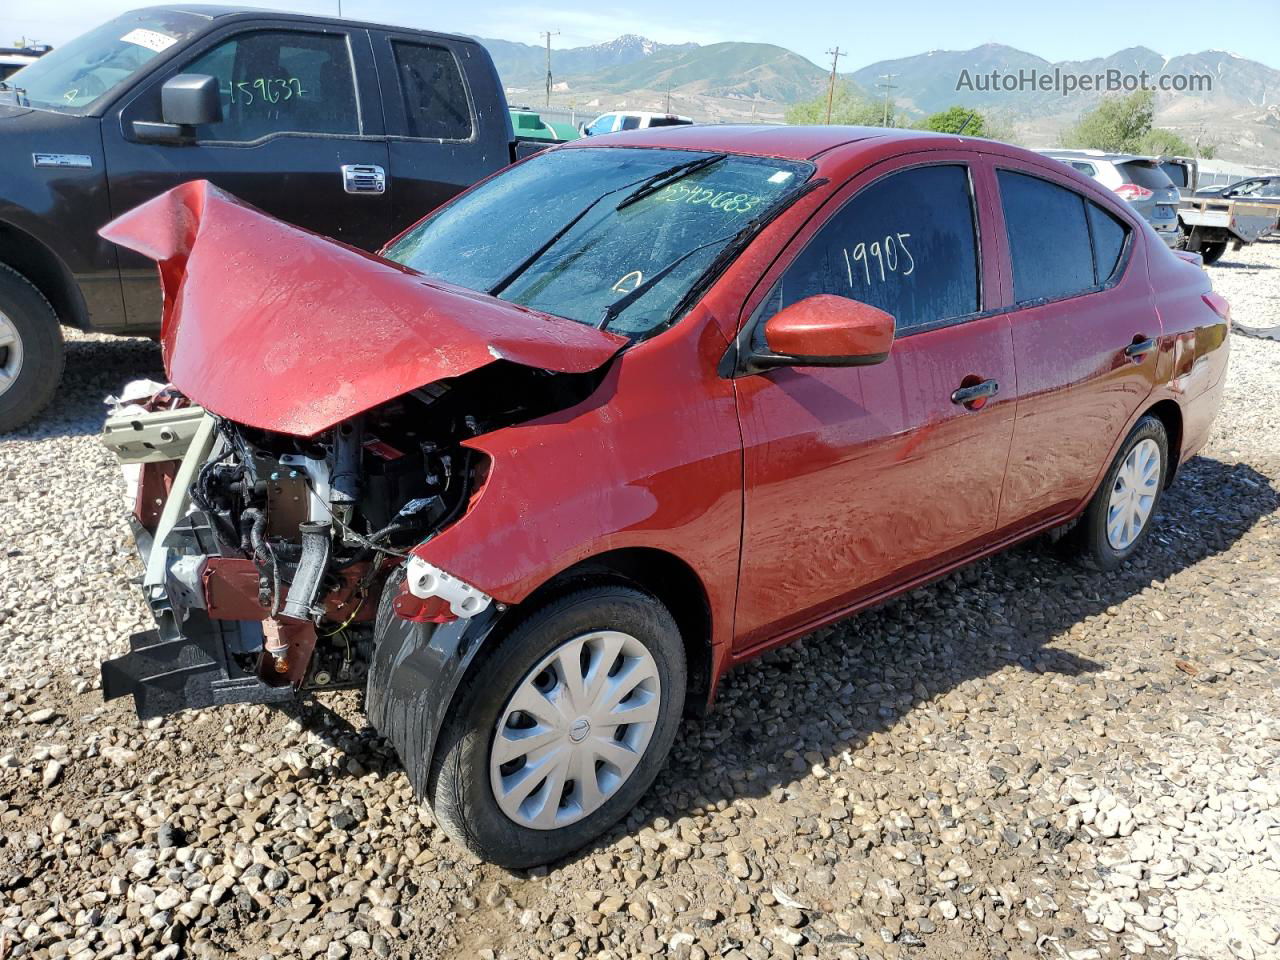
top-left (842, 233), bottom-right (915, 288)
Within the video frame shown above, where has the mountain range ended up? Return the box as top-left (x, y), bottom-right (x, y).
top-left (479, 35), bottom-right (1280, 165)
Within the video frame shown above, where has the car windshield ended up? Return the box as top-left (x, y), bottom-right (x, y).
top-left (385, 147), bottom-right (813, 338)
top-left (0, 11), bottom-right (206, 112)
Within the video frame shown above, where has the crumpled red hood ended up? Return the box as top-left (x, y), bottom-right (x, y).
top-left (100, 180), bottom-right (625, 437)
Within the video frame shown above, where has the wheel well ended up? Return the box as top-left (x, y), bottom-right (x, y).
top-left (0, 221), bottom-right (87, 329)
top-left (1145, 398), bottom-right (1183, 486)
top-left (526, 547), bottom-right (714, 713)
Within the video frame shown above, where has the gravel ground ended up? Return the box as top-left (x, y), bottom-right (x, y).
top-left (1, 240), bottom-right (1277, 960)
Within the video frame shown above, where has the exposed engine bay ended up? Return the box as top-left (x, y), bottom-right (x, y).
top-left (100, 361), bottom-right (608, 719)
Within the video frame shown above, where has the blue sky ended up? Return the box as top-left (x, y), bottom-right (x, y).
top-left (7, 0), bottom-right (1279, 70)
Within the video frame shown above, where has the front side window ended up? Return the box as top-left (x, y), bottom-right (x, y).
top-left (0, 10), bottom-right (206, 112)
top-left (391, 41), bottom-right (472, 140)
top-left (999, 171), bottom-right (1096, 304)
top-left (764, 164), bottom-right (981, 335)
top-left (184, 30), bottom-right (358, 141)
top-left (586, 114), bottom-right (614, 135)
top-left (385, 147), bottom-right (813, 338)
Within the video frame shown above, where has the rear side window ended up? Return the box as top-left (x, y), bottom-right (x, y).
top-left (185, 30), bottom-right (358, 141)
top-left (1117, 162), bottom-right (1175, 191)
top-left (769, 164), bottom-right (980, 334)
top-left (620, 115), bottom-right (642, 130)
top-left (999, 171), bottom-right (1095, 304)
top-left (391, 41), bottom-right (472, 140)
top-left (1087, 202), bottom-right (1128, 284)
top-left (648, 117), bottom-right (691, 128)
top-left (1160, 162), bottom-right (1188, 188)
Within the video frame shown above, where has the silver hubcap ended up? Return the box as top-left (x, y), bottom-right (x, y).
top-left (0, 311), bottom-right (22, 399)
top-left (490, 630), bottom-right (661, 831)
top-left (1107, 438), bottom-right (1161, 550)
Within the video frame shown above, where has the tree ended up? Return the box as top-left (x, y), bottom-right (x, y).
top-left (919, 106), bottom-right (990, 137)
top-left (1139, 127), bottom-right (1196, 157)
top-left (1066, 90), bottom-right (1155, 153)
top-left (786, 82), bottom-right (886, 126)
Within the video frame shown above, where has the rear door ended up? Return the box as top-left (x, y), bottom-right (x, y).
top-left (990, 163), bottom-right (1162, 531)
top-left (104, 19), bottom-right (391, 328)
top-left (733, 152), bottom-right (1016, 651)
top-left (371, 32), bottom-right (512, 239)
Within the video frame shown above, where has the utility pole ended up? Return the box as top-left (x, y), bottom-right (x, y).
top-left (540, 31), bottom-right (559, 108)
top-left (665, 82), bottom-right (672, 114)
top-left (824, 47), bottom-right (844, 124)
top-left (876, 72), bottom-right (897, 127)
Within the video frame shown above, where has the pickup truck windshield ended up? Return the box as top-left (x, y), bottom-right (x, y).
top-left (1, 11), bottom-right (206, 112)
top-left (385, 147), bottom-right (813, 337)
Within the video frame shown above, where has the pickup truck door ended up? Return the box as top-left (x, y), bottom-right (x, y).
top-left (369, 32), bottom-right (514, 239)
top-left (101, 21), bottom-right (391, 330)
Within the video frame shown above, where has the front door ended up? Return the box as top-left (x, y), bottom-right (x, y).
top-left (101, 22), bottom-right (391, 328)
top-left (733, 157), bottom-right (1016, 653)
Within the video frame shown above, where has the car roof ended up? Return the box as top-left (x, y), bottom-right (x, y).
top-left (561, 124), bottom-right (989, 162)
top-left (128, 4), bottom-right (478, 44)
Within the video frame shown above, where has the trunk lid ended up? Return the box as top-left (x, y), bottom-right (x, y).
top-left (99, 180), bottom-right (626, 437)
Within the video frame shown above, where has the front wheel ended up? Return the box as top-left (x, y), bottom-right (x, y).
top-left (1064, 415), bottom-right (1168, 570)
top-left (428, 584), bottom-right (686, 868)
top-left (0, 264), bottom-right (65, 433)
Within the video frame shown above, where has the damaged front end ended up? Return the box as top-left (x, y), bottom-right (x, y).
top-left (98, 181), bottom-right (623, 719)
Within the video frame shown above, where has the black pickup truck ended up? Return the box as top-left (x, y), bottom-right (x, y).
top-left (0, 6), bottom-right (542, 431)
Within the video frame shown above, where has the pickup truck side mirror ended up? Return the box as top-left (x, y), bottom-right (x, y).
top-left (133, 74), bottom-right (221, 143)
top-left (745, 295), bottom-right (895, 372)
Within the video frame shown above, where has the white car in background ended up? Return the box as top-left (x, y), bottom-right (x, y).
top-left (580, 111), bottom-right (694, 136)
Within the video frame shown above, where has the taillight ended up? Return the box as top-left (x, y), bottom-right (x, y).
top-left (1113, 183), bottom-right (1154, 202)
top-left (1202, 291), bottom-right (1231, 324)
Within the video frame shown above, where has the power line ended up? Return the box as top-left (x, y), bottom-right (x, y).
top-left (540, 31), bottom-right (560, 108)
top-left (876, 72), bottom-right (898, 127)
top-left (825, 47), bottom-right (845, 124)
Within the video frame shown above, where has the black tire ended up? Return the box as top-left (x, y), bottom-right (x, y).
top-left (1199, 241), bottom-right (1227, 265)
top-left (0, 264), bottom-right (65, 433)
top-left (428, 585), bottom-right (686, 868)
top-left (1063, 415), bottom-right (1168, 570)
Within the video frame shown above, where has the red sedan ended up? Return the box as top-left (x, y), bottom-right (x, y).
top-left (99, 126), bottom-right (1230, 867)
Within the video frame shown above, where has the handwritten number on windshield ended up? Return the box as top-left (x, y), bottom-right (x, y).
top-left (230, 77), bottom-right (306, 107)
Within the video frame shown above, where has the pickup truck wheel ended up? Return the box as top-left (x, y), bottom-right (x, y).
top-left (0, 265), bottom-right (65, 433)
top-left (1199, 242), bottom-right (1227, 265)
top-left (428, 585), bottom-right (686, 868)
top-left (1064, 415), bottom-right (1168, 571)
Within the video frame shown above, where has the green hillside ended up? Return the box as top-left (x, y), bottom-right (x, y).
top-left (588, 42), bottom-right (828, 103)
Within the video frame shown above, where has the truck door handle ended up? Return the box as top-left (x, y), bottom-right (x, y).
top-left (341, 164), bottom-right (386, 195)
top-left (951, 379), bottom-right (999, 409)
top-left (1124, 336), bottom-right (1157, 360)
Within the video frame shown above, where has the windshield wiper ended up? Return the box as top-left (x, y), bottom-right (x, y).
top-left (486, 163), bottom-right (692, 298)
top-left (596, 231), bottom-right (738, 330)
top-left (615, 153), bottom-right (727, 211)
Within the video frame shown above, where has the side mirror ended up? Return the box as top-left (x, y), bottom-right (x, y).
top-left (748, 295), bottom-right (895, 372)
top-left (579, 122), bottom-right (591, 136)
top-left (133, 74), bottom-right (220, 143)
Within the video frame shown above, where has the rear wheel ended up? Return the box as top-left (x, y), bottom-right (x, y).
top-left (0, 264), bottom-right (65, 433)
top-left (428, 585), bottom-right (686, 868)
top-left (1064, 415), bottom-right (1168, 570)
top-left (1199, 241), bottom-right (1227, 265)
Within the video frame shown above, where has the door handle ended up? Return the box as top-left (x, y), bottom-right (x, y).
top-left (341, 163), bottom-right (386, 195)
top-left (951, 378), bottom-right (1000, 409)
top-left (1124, 336), bottom-right (1157, 360)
